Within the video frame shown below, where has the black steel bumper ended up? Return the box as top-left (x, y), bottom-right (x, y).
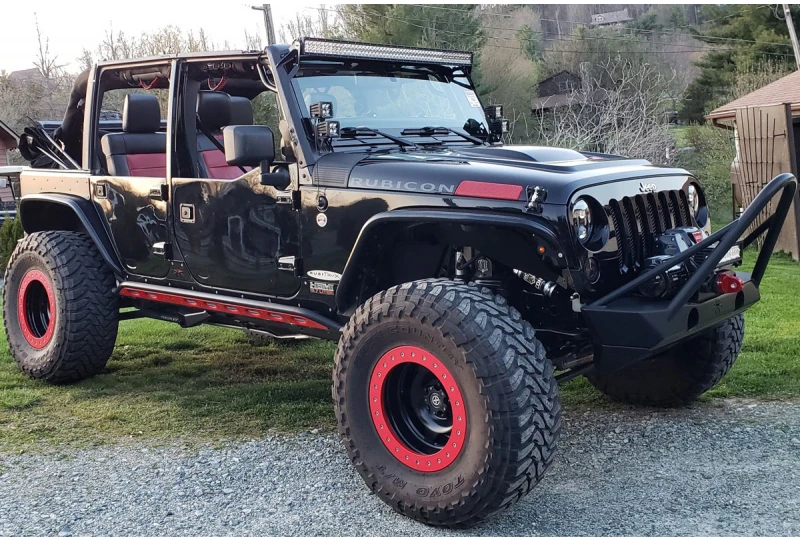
top-left (582, 173), bottom-right (798, 372)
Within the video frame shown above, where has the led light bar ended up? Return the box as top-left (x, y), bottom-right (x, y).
top-left (299, 38), bottom-right (473, 66)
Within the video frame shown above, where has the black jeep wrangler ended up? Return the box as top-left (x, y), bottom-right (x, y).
top-left (7, 39), bottom-right (797, 526)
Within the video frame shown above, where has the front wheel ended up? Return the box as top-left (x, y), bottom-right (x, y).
top-left (586, 314), bottom-right (744, 406)
top-left (333, 279), bottom-right (561, 527)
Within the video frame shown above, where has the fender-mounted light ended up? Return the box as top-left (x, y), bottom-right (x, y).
top-left (454, 181), bottom-right (523, 201)
top-left (715, 273), bottom-right (744, 294)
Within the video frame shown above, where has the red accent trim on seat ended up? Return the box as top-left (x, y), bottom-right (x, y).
top-left (126, 153), bottom-right (167, 178)
top-left (455, 181), bottom-right (523, 201)
top-left (201, 150), bottom-right (244, 180)
top-left (119, 287), bottom-right (328, 330)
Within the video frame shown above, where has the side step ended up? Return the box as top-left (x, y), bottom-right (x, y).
top-left (117, 281), bottom-right (342, 336)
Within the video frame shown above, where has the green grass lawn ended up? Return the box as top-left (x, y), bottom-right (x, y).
top-left (1, 252), bottom-right (798, 451)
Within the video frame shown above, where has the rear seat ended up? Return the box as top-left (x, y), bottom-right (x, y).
top-left (196, 91), bottom-right (253, 179)
top-left (100, 94), bottom-right (166, 177)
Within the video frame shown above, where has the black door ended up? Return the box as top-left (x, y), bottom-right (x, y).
top-left (92, 176), bottom-right (171, 278)
top-left (171, 174), bottom-right (301, 297)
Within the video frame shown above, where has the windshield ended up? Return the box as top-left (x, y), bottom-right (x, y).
top-left (291, 67), bottom-right (488, 136)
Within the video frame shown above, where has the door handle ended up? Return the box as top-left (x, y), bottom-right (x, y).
top-left (149, 184), bottom-right (168, 201)
top-left (275, 190), bottom-right (296, 206)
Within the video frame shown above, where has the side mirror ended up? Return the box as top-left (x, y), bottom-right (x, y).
top-left (223, 125), bottom-right (275, 167)
top-left (223, 125), bottom-right (290, 189)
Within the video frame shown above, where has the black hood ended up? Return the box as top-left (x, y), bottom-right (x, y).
top-left (313, 145), bottom-right (692, 204)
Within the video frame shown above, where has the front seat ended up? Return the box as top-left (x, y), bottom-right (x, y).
top-left (229, 96), bottom-right (254, 126)
top-left (197, 91), bottom-right (246, 180)
top-left (100, 94), bottom-right (166, 177)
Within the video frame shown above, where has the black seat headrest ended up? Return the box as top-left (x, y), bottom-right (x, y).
top-left (123, 93), bottom-right (161, 133)
top-left (229, 97), bottom-right (254, 126)
top-left (197, 91), bottom-right (231, 131)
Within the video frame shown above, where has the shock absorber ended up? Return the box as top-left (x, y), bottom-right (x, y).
top-left (455, 248), bottom-right (467, 280)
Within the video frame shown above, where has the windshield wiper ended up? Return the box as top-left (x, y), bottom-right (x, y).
top-left (339, 126), bottom-right (418, 151)
top-left (401, 126), bottom-right (485, 145)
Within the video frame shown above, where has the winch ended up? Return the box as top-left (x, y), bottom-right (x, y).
top-left (638, 227), bottom-right (703, 299)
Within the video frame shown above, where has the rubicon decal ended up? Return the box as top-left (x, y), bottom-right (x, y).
top-left (350, 177), bottom-right (456, 194)
top-left (307, 270), bottom-right (342, 281)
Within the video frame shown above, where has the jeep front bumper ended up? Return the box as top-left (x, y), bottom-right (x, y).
top-left (581, 173), bottom-right (797, 372)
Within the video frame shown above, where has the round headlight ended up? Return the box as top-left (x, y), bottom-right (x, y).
top-left (688, 184), bottom-right (700, 216)
top-left (687, 182), bottom-right (709, 230)
top-left (572, 198), bottom-right (592, 242)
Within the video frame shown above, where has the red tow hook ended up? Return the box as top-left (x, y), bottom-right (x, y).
top-left (715, 273), bottom-right (744, 294)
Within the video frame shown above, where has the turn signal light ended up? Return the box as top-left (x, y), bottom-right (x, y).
top-left (714, 273), bottom-right (744, 294)
top-left (454, 181), bottom-right (523, 200)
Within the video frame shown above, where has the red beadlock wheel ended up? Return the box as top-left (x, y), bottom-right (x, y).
top-left (334, 279), bottom-right (561, 526)
top-left (17, 269), bottom-right (56, 349)
top-left (3, 231), bottom-right (119, 383)
top-left (369, 345), bottom-right (467, 472)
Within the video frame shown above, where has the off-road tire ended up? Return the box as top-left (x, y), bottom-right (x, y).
top-left (3, 231), bottom-right (119, 384)
top-left (333, 279), bottom-right (561, 527)
top-left (586, 314), bottom-right (744, 406)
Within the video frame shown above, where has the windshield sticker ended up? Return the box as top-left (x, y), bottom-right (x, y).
top-left (464, 90), bottom-right (481, 108)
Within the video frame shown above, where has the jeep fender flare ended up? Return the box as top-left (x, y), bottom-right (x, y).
top-left (335, 209), bottom-right (568, 313)
top-left (18, 194), bottom-right (124, 276)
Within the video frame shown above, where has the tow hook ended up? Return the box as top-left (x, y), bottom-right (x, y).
top-left (714, 273), bottom-right (744, 294)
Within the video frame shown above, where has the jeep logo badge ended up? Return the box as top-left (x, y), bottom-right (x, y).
top-left (639, 182), bottom-right (657, 193)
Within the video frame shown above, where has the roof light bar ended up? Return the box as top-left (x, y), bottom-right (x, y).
top-left (299, 38), bottom-right (473, 66)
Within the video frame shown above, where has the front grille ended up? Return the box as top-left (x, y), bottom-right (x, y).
top-left (607, 190), bottom-right (693, 273)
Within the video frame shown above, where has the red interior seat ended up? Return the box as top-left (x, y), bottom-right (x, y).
top-left (196, 91), bottom-right (253, 180)
top-left (100, 94), bottom-right (166, 177)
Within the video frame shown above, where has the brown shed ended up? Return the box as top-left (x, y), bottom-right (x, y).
top-left (706, 70), bottom-right (800, 126)
top-left (706, 71), bottom-right (800, 260)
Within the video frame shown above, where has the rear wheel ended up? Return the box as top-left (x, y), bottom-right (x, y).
top-left (3, 231), bottom-right (119, 383)
top-left (587, 315), bottom-right (744, 406)
top-left (334, 279), bottom-right (561, 527)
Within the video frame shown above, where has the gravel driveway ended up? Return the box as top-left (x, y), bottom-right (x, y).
top-left (2, 399), bottom-right (799, 536)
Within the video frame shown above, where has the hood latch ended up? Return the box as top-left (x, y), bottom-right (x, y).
top-left (524, 186), bottom-right (547, 213)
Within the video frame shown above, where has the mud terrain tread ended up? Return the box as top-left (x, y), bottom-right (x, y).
top-left (3, 231), bottom-right (118, 383)
top-left (587, 315), bottom-right (744, 406)
top-left (333, 279), bottom-right (561, 526)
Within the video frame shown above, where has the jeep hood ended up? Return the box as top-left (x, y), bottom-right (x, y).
top-left (314, 145), bottom-right (692, 204)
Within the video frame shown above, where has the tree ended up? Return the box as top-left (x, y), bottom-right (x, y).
top-left (337, 4), bottom-right (485, 53)
top-left (0, 15), bottom-right (72, 136)
top-left (278, 5), bottom-right (342, 42)
top-left (525, 58), bottom-right (676, 165)
top-left (478, 6), bottom-right (544, 129)
top-left (680, 4), bottom-right (799, 122)
top-left (517, 25), bottom-right (543, 62)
